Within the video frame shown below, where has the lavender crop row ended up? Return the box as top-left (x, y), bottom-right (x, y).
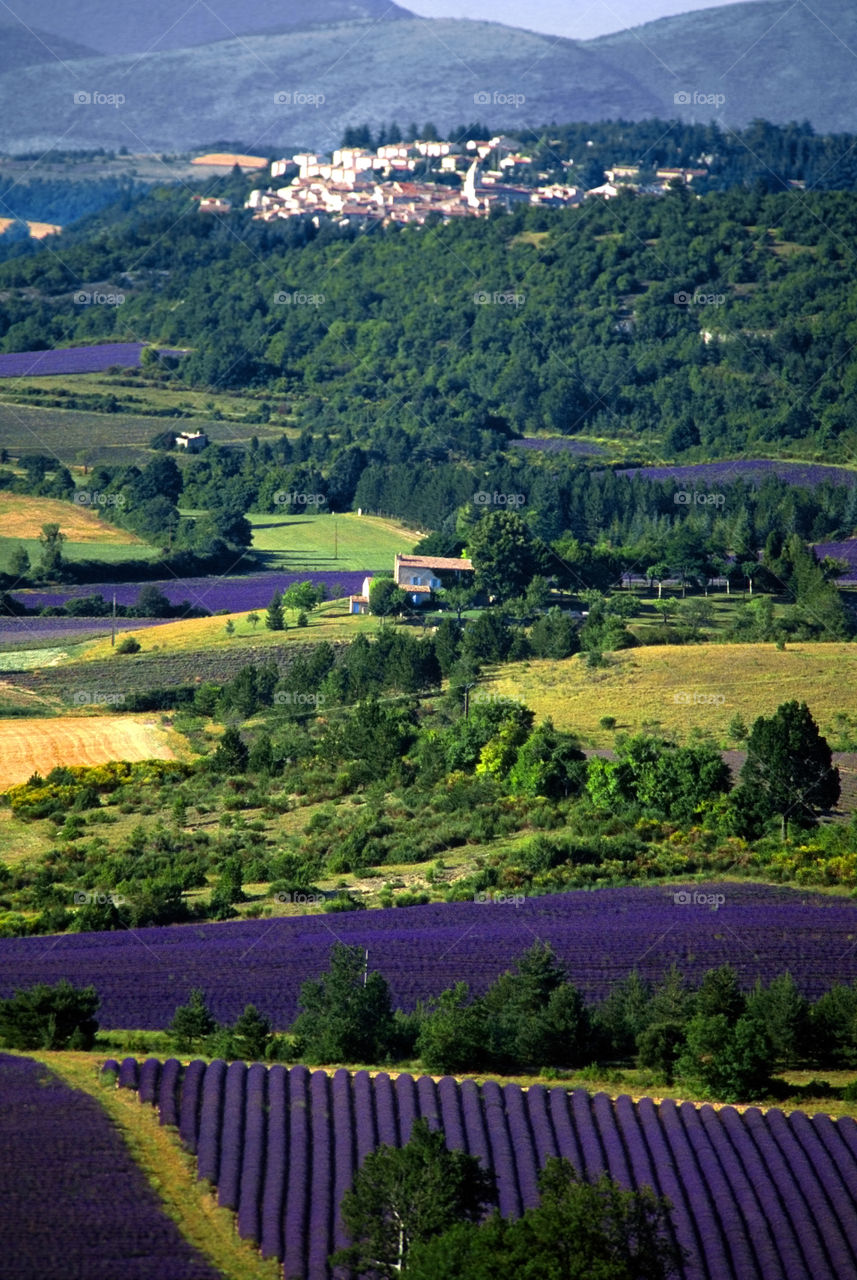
top-left (110, 1057), bottom-right (857, 1280)
top-left (617, 459), bottom-right (857, 488)
top-left (0, 615), bottom-right (164, 647)
top-left (14, 570), bottom-right (368, 614)
top-left (5, 884), bottom-right (857, 1031)
top-left (0, 1053), bottom-right (222, 1280)
top-left (0, 343), bottom-right (184, 377)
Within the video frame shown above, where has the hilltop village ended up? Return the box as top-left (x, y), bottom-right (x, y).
top-left (240, 135), bottom-right (709, 227)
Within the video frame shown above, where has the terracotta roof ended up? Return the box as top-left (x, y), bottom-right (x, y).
top-left (395, 554), bottom-right (474, 571)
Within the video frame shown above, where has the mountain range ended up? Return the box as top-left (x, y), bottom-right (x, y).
top-left (0, 0), bottom-right (853, 155)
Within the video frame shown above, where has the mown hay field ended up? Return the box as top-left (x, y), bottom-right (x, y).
top-left (0, 491), bottom-right (141, 544)
top-left (490, 643), bottom-right (857, 746)
top-left (0, 715), bottom-right (177, 788)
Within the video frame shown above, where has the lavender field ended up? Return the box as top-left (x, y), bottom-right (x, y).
top-left (814, 539), bottom-right (857, 583)
top-left (111, 1057), bottom-right (857, 1280)
top-left (0, 615), bottom-right (164, 647)
top-left (12, 570), bottom-right (368, 615)
top-left (618, 459), bottom-right (857, 488)
top-left (5, 883), bottom-right (857, 1030)
top-left (0, 343), bottom-right (184, 377)
top-left (0, 1054), bottom-right (222, 1280)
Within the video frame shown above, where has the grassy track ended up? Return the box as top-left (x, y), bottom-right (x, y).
top-left (248, 510), bottom-right (422, 571)
top-left (489, 642), bottom-right (857, 747)
top-left (28, 1051), bottom-right (281, 1280)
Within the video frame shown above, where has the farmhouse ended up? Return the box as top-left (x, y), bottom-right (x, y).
top-left (176, 430), bottom-right (208, 453)
top-left (394, 553), bottom-right (474, 605)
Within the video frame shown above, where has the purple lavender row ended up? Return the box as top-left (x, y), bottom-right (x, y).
top-left (217, 1060), bottom-right (248, 1211)
top-left (178, 1059), bottom-right (207, 1155)
top-left (0, 1053), bottom-right (222, 1279)
top-left (283, 1064), bottom-right (310, 1278)
top-left (618, 459), bottom-right (857, 488)
top-left (196, 1057), bottom-right (227, 1185)
top-left (261, 1064), bottom-right (289, 1261)
top-left (0, 343), bottom-right (183, 377)
top-left (5, 884), bottom-right (857, 1030)
top-left (237, 1063), bottom-right (267, 1242)
top-left (111, 1060), bottom-right (857, 1280)
top-left (307, 1071), bottom-right (334, 1280)
top-left (14, 569), bottom-right (368, 613)
top-left (332, 1069), bottom-right (356, 1255)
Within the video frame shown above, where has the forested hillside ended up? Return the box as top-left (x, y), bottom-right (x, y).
top-left (2, 181), bottom-right (856, 463)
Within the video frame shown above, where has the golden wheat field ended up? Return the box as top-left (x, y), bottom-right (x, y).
top-left (0, 715), bottom-right (176, 787)
top-left (0, 492), bottom-right (142, 544)
top-left (489, 642), bottom-right (857, 746)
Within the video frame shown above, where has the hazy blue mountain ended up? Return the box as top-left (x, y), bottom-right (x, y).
top-left (2, 0), bottom-right (415, 55)
top-left (0, 19), bottom-right (661, 155)
top-left (0, 22), bottom-right (98, 75)
top-left (584, 0), bottom-right (857, 134)
top-left (0, 0), bottom-right (853, 157)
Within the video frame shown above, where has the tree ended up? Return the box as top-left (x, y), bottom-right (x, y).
top-left (417, 983), bottom-right (486, 1074)
top-left (332, 1117), bottom-right (497, 1280)
top-left (0, 980), bottom-right (99, 1050)
top-left (291, 943), bottom-right (395, 1064)
top-left (438, 584), bottom-right (477, 622)
top-left (506, 720), bottom-right (587, 799)
top-left (745, 973), bottom-right (809, 1070)
top-left (369, 577), bottom-right (409, 616)
top-left (735, 700), bottom-right (840, 837)
top-left (212, 726), bottom-right (249, 773)
top-left (266, 589), bottom-right (285, 631)
top-left (405, 1157), bottom-right (683, 1280)
top-left (528, 608), bottom-right (580, 659)
top-left (230, 1003), bottom-right (272, 1060)
top-left (37, 523), bottom-right (65, 579)
top-left (168, 988), bottom-right (216, 1052)
top-left (480, 943), bottom-right (590, 1071)
top-left (468, 511), bottom-right (543, 601)
top-left (9, 544), bottom-right (29, 578)
top-left (675, 1010), bottom-right (773, 1102)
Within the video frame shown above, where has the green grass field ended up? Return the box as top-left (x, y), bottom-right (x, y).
top-left (248, 510), bottom-right (422, 571)
top-left (490, 642), bottom-right (857, 748)
top-left (0, 400), bottom-right (287, 467)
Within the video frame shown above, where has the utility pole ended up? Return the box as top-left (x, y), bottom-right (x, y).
top-left (464, 683), bottom-right (475, 719)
